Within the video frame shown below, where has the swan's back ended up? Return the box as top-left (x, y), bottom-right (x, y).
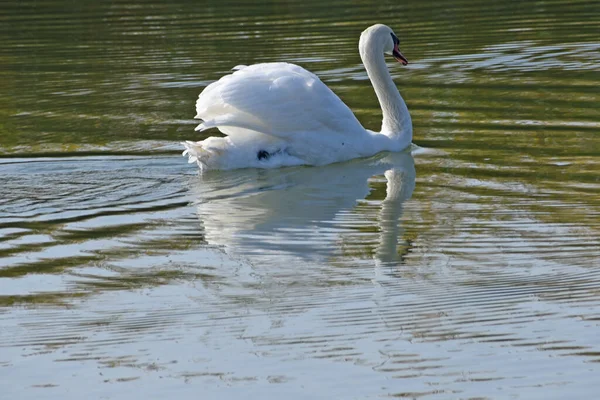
top-left (195, 62), bottom-right (366, 148)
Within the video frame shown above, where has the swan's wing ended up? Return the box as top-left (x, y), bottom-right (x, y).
top-left (195, 62), bottom-right (364, 141)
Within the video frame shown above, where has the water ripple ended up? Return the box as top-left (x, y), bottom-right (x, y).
top-left (1, 0), bottom-right (600, 398)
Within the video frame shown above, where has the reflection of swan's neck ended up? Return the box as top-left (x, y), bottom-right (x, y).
top-left (374, 163), bottom-right (417, 268)
top-left (376, 169), bottom-right (407, 264)
top-left (359, 33), bottom-right (412, 149)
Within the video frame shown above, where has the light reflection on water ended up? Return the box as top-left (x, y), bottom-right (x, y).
top-left (1, 0), bottom-right (600, 398)
top-left (1, 149), bottom-right (599, 399)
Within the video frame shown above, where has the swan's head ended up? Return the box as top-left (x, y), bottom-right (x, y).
top-left (359, 24), bottom-right (408, 65)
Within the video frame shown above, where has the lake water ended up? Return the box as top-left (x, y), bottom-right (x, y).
top-left (1, 0), bottom-right (599, 398)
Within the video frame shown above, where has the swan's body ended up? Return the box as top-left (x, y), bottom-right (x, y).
top-left (182, 24), bottom-right (412, 170)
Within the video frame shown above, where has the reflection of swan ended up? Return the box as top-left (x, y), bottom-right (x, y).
top-left (375, 169), bottom-right (414, 266)
top-left (182, 24), bottom-right (412, 170)
top-left (190, 151), bottom-right (415, 264)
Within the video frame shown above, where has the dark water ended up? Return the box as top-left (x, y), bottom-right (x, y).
top-left (1, 0), bottom-right (600, 398)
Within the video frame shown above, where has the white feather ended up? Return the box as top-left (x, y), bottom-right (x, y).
top-left (183, 24), bottom-right (412, 171)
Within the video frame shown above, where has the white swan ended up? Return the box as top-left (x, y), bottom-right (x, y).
top-left (182, 24), bottom-right (412, 171)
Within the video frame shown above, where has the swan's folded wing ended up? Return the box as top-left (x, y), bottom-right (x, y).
top-left (195, 62), bottom-right (364, 140)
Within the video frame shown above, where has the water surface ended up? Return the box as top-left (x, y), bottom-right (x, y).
top-left (1, 0), bottom-right (600, 399)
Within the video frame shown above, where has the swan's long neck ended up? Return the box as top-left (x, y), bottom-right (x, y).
top-left (359, 33), bottom-right (412, 148)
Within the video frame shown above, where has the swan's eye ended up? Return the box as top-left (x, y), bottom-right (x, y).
top-left (390, 33), bottom-right (399, 45)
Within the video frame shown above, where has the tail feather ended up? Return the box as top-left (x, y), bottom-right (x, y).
top-left (182, 138), bottom-right (229, 170)
top-left (194, 121), bottom-right (213, 132)
top-left (181, 141), bottom-right (211, 167)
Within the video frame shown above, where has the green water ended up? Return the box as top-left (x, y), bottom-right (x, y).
top-left (1, 1), bottom-right (599, 398)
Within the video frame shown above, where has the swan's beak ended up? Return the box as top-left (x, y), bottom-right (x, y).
top-left (393, 43), bottom-right (408, 65)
